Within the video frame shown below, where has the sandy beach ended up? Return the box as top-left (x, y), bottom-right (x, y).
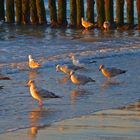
top-left (0, 100), bottom-right (140, 140)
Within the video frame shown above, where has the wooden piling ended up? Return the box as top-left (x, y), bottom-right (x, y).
top-left (22, 0), bottom-right (29, 24)
top-left (36, 0), bottom-right (47, 24)
top-left (126, 0), bottom-right (134, 26)
top-left (48, 0), bottom-right (57, 27)
top-left (0, 0), bottom-right (5, 21)
top-left (15, 0), bottom-right (22, 24)
top-left (29, 0), bottom-right (38, 24)
top-left (86, 0), bottom-right (94, 23)
top-left (136, 0), bottom-right (140, 29)
top-left (70, 0), bottom-right (77, 27)
top-left (116, 0), bottom-right (124, 26)
top-left (76, 0), bottom-right (84, 28)
top-left (6, 0), bottom-right (15, 23)
top-left (58, 0), bottom-right (67, 26)
top-left (104, 0), bottom-right (114, 25)
top-left (96, 0), bottom-right (105, 28)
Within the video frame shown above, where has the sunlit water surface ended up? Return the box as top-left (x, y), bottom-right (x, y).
top-left (0, 24), bottom-right (140, 134)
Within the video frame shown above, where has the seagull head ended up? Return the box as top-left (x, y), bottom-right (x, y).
top-left (99, 64), bottom-right (104, 71)
top-left (69, 53), bottom-right (74, 57)
top-left (27, 80), bottom-right (34, 86)
top-left (70, 70), bottom-right (75, 76)
top-left (28, 54), bottom-right (33, 61)
top-left (103, 21), bottom-right (110, 29)
top-left (56, 64), bottom-right (60, 72)
top-left (69, 53), bottom-right (75, 60)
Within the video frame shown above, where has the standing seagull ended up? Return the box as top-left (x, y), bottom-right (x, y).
top-left (28, 55), bottom-right (41, 69)
top-left (69, 71), bottom-right (95, 86)
top-left (81, 17), bottom-right (94, 30)
top-left (69, 53), bottom-right (96, 68)
top-left (56, 64), bottom-right (82, 75)
top-left (103, 21), bottom-right (110, 30)
top-left (99, 64), bottom-right (127, 79)
top-left (70, 54), bottom-right (85, 68)
top-left (27, 80), bottom-right (60, 106)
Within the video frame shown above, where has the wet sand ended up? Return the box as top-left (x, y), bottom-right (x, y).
top-left (0, 101), bottom-right (140, 140)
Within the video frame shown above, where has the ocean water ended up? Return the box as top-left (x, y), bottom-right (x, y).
top-left (0, 0), bottom-right (140, 135)
top-left (0, 24), bottom-right (140, 134)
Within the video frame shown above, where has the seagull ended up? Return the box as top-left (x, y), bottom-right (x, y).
top-left (81, 17), bottom-right (94, 29)
top-left (69, 53), bottom-right (96, 68)
top-left (56, 64), bottom-right (82, 75)
top-left (70, 54), bottom-right (85, 67)
top-left (56, 64), bottom-right (71, 75)
top-left (27, 80), bottom-right (60, 106)
top-left (99, 64), bottom-right (127, 79)
top-left (28, 55), bottom-right (41, 69)
top-left (69, 71), bottom-right (95, 86)
top-left (103, 21), bottom-right (110, 30)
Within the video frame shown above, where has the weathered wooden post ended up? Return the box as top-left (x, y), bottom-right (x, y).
top-left (126, 0), bottom-right (134, 26)
top-left (22, 0), bottom-right (29, 24)
top-left (116, 0), bottom-right (124, 26)
top-left (104, 0), bottom-right (114, 25)
top-left (70, 0), bottom-right (77, 27)
top-left (15, 0), bottom-right (22, 24)
top-left (48, 0), bottom-right (57, 27)
top-left (86, 0), bottom-right (94, 23)
top-left (136, 0), bottom-right (140, 29)
top-left (76, 0), bottom-right (84, 28)
top-left (58, 0), bottom-right (67, 26)
top-left (96, 0), bottom-right (105, 28)
top-left (36, 0), bottom-right (47, 24)
top-left (0, 0), bottom-right (5, 21)
top-left (30, 0), bottom-right (38, 24)
top-left (6, 0), bottom-right (15, 23)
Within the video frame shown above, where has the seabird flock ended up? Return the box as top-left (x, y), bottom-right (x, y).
top-left (27, 54), bottom-right (127, 107)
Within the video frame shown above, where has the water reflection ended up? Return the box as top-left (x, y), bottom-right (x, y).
top-left (28, 107), bottom-right (43, 137)
top-left (101, 80), bottom-right (126, 90)
top-left (57, 75), bottom-right (70, 84)
top-left (28, 71), bottom-right (39, 80)
top-left (82, 29), bottom-right (93, 34)
top-left (70, 88), bottom-right (87, 104)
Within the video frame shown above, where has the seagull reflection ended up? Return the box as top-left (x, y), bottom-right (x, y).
top-left (28, 107), bottom-right (43, 138)
top-left (57, 75), bottom-right (70, 84)
top-left (28, 107), bottom-right (51, 138)
top-left (28, 71), bottom-right (39, 79)
top-left (101, 80), bottom-right (126, 90)
top-left (82, 29), bottom-right (92, 34)
top-left (70, 88), bottom-right (87, 104)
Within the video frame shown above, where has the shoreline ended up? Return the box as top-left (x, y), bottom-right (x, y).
top-left (0, 101), bottom-right (140, 140)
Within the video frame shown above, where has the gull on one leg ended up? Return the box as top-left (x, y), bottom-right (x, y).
top-left (81, 17), bottom-right (94, 30)
top-left (27, 80), bottom-right (60, 106)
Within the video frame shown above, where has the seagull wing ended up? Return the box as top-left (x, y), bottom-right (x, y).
top-left (39, 89), bottom-right (60, 98)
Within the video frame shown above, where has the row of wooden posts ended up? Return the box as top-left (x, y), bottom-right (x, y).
top-left (0, 0), bottom-right (140, 29)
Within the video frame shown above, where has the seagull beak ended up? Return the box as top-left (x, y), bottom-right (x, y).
top-left (27, 81), bottom-right (31, 86)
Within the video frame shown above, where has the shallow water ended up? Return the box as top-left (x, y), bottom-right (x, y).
top-left (0, 24), bottom-right (140, 134)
